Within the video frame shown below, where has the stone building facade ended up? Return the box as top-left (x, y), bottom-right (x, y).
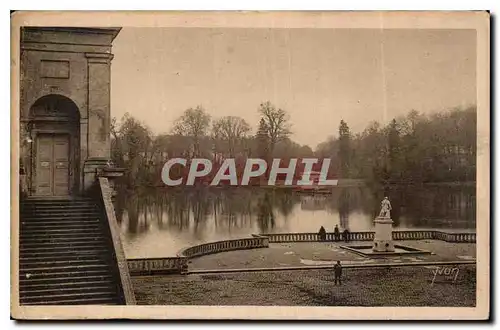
top-left (19, 27), bottom-right (120, 197)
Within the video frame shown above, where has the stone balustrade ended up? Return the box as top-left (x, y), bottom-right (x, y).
top-left (258, 230), bottom-right (476, 243)
top-left (126, 230), bottom-right (474, 276)
top-left (432, 232), bottom-right (477, 243)
top-left (259, 232), bottom-right (373, 243)
top-left (392, 230), bottom-right (435, 240)
top-left (347, 232), bottom-right (375, 241)
top-left (127, 257), bottom-right (188, 275)
top-left (178, 237), bottom-right (269, 258)
top-left (127, 237), bottom-right (269, 275)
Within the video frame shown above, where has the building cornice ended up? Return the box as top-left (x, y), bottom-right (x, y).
top-left (22, 27), bottom-right (121, 41)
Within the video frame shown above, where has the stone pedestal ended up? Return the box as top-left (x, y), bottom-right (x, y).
top-left (372, 217), bottom-right (395, 252)
top-left (83, 157), bottom-right (111, 191)
top-left (98, 167), bottom-right (126, 199)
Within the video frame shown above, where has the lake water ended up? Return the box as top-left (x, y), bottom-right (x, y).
top-left (115, 185), bottom-right (476, 258)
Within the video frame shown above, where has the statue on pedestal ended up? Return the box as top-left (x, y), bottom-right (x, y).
top-left (378, 197), bottom-right (392, 218)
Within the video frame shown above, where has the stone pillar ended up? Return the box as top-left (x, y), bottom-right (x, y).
top-left (19, 121), bottom-right (32, 197)
top-left (83, 52), bottom-right (113, 190)
top-left (372, 217), bottom-right (395, 252)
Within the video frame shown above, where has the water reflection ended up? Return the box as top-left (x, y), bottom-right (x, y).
top-left (116, 186), bottom-right (476, 258)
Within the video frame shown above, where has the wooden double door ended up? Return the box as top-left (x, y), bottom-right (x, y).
top-left (35, 133), bottom-right (71, 196)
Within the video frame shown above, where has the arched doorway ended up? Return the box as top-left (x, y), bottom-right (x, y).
top-left (26, 94), bottom-right (80, 196)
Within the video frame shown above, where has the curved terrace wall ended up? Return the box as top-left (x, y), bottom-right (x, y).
top-left (127, 236), bottom-right (269, 275)
top-left (178, 236), bottom-right (270, 258)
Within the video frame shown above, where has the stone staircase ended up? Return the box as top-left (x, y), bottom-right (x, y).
top-left (19, 197), bottom-right (125, 305)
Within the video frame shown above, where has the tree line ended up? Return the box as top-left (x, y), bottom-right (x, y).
top-left (111, 101), bottom-right (312, 187)
top-left (110, 102), bottom-right (476, 187)
top-left (316, 106), bottom-right (476, 184)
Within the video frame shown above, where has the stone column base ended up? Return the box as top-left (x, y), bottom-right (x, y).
top-left (82, 157), bottom-right (110, 191)
top-left (373, 217), bottom-right (395, 252)
top-left (98, 167), bottom-right (126, 200)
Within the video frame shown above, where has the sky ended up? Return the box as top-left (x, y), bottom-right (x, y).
top-left (110, 27), bottom-right (476, 148)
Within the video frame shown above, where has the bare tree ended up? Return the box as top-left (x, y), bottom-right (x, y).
top-left (172, 106), bottom-right (211, 157)
top-left (258, 101), bottom-right (291, 155)
top-left (212, 116), bottom-right (251, 157)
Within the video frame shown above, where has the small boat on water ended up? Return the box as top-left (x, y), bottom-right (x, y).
top-left (293, 171), bottom-right (332, 194)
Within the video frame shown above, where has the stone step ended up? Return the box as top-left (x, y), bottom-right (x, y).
top-left (21, 220), bottom-right (102, 227)
top-left (19, 268), bottom-right (113, 280)
top-left (21, 213), bottom-right (103, 223)
top-left (20, 243), bottom-right (109, 253)
top-left (20, 274), bottom-right (114, 285)
top-left (20, 256), bottom-right (113, 268)
top-left (20, 235), bottom-right (107, 244)
top-left (21, 263), bottom-right (111, 273)
top-left (19, 270), bottom-right (113, 286)
top-left (21, 211), bottom-right (101, 218)
top-left (20, 238), bottom-right (108, 249)
top-left (20, 253), bottom-right (111, 263)
top-left (21, 205), bottom-right (99, 210)
top-left (21, 284), bottom-right (117, 297)
top-left (20, 225), bottom-right (102, 232)
top-left (21, 198), bottom-right (94, 204)
top-left (20, 227), bottom-right (102, 236)
top-left (20, 248), bottom-right (110, 258)
top-left (20, 210), bottom-right (100, 217)
top-left (21, 278), bottom-right (115, 290)
top-left (20, 232), bottom-right (103, 240)
top-left (21, 203), bottom-right (98, 209)
top-left (21, 200), bottom-right (97, 205)
top-left (20, 291), bottom-right (118, 305)
top-left (21, 296), bottom-right (119, 305)
top-left (19, 203), bottom-right (99, 211)
top-left (19, 197), bottom-right (122, 305)
top-left (20, 206), bottom-right (99, 212)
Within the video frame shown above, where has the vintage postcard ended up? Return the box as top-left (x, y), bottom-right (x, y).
top-left (10, 11), bottom-right (490, 320)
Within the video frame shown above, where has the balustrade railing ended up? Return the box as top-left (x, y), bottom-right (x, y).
top-left (126, 229), bottom-right (475, 277)
top-left (258, 230), bottom-right (475, 243)
top-left (127, 237), bottom-right (269, 275)
top-left (127, 257), bottom-right (188, 275)
top-left (178, 237), bottom-right (269, 258)
top-left (391, 230), bottom-right (435, 240)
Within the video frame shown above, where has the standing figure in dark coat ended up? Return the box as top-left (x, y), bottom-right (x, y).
top-left (343, 228), bottom-right (350, 242)
top-left (334, 224), bottom-right (340, 241)
top-left (333, 260), bottom-right (342, 285)
top-left (318, 226), bottom-right (327, 241)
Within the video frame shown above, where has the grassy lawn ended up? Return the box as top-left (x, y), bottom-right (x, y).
top-left (132, 265), bottom-right (476, 306)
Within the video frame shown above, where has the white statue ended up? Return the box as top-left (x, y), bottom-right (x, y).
top-left (378, 197), bottom-right (392, 218)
